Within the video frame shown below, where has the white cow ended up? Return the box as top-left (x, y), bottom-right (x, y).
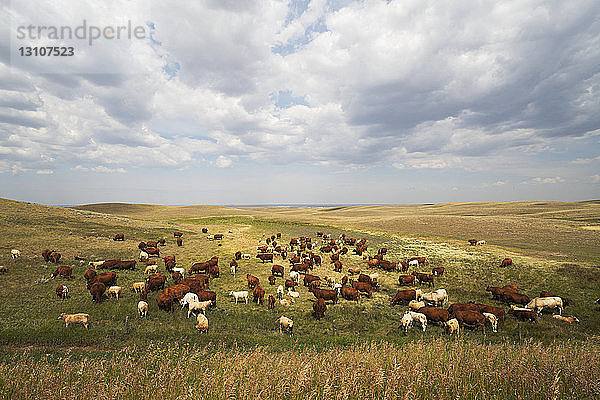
top-left (229, 291), bottom-right (249, 304)
top-left (11, 249), bottom-right (21, 259)
top-left (180, 292), bottom-right (199, 309)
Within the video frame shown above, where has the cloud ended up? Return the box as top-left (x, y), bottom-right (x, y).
top-left (215, 155), bottom-right (232, 168)
top-left (521, 176), bottom-right (566, 185)
top-left (36, 169), bottom-right (53, 175)
top-left (591, 175), bottom-right (600, 184)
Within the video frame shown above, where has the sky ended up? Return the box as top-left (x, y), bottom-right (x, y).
top-left (0, 0), bottom-right (599, 205)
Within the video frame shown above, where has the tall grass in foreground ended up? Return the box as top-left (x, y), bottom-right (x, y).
top-left (1, 340), bottom-right (599, 399)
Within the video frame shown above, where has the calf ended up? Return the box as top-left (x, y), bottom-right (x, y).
top-left (58, 313), bottom-right (89, 329)
top-left (106, 286), bottom-right (122, 300)
top-left (552, 315), bottom-right (579, 324)
top-left (229, 291), bottom-right (249, 304)
top-left (253, 285), bottom-right (265, 305)
top-left (51, 266), bottom-right (72, 280)
top-left (432, 267), bottom-right (445, 276)
top-left (272, 264), bottom-right (284, 277)
top-left (56, 285), bottom-right (69, 300)
top-left (277, 316), bottom-right (294, 335)
top-left (500, 258), bottom-right (512, 267)
top-left (247, 274), bottom-right (260, 289)
top-left (138, 301), bottom-right (148, 318)
top-left (268, 295), bottom-right (276, 310)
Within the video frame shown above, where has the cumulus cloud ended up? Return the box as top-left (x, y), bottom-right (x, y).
top-left (521, 176), bottom-right (566, 185)
top-left (36, 169), bottom-right (53, 174)
top-left (1, 0), bottom-right (599, 203)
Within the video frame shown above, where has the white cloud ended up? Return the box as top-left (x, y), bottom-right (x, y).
top-left (521, 176), bottom-right (566, 185)
top-left (215, 155), bottom-right (232, 168)
top-left (591, 175), bottom-right (600, 184)
top-left (36, 169), bottom-right (54, 175)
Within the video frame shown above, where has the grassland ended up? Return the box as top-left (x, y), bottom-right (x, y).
top-left (1, 198), bottom-right (599, 399)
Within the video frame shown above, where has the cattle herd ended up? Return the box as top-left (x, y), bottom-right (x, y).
top-left (9, 229), bottom-right (588, 336)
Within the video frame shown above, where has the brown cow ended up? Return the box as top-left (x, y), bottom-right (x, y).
top-left (42, 249), bottom-right (53, 262)
top-left (235, 251), bottom-right (242, 260)
top-left (253, 285), bottom-right (265, 305)
top-left (157, 292), bottom-right (174, 312)
top-left (284, 279), bottom-right (298, 290)
top-left (432, 267), bottom-right (445, 276)
top-left (146, 241), bottom-right (158, 248)
top-left (340, 286), bottom-right (360, 302)
top-left (291, 263), bottom-right (310, 273)
top-left (146, 275), bottom-right (167, 292)
top-left (410, 257), bottom-right (427, 265)
top-left (196, 290), bottom-right (217, 307)
top-left (413, 272), bottom-right (434, 287)
top-left (272, 264), bottom-right (284, 277)
top-left (247, 274), bottom-right (259, 289)
top-left (158, 238), bottom-right (166, 246)
top-left (509, 309), bottom-right (538, 323)
top-left (379, 260), bottom-right (397, 272)
top-left (209, 265), bottom-right (220, 278)
top-left (400, 261), bottom-right (409, 272)
top-left (268, 275), bottom-right (276, 285)
top-left (163, 284), bottom-right (191, 301)
top-left (268, 295), bottom-right (276, 310)
top-left (500, 258), bottom-right (513, 267)
top-left (501, 291), bottom-right (530, 305)
top-left (138, 242), bottom-right (147, 250)
top-left (113, 234), bottom-right (125, 241)
top-left (177, 238), bottom-right (183, 247)
top-left (51, 265), bottom-right (72, 280)
top-left (310, 287), bottom-right (338, 304)
top-left (398, 275), bottom-right (415, 285)
top-left (145, 247), bottom-right (160, 257)
top-left (83, 268), bottom-right (97, 282)
top-left (89, 281), bottom-right (106, 302)
top-left (448, 303), bottom-right (506, 324)
top-left (452, 310), bottom-right (486, 334)
top-left (350, 280), bottom-right (373, 298)
top-left (304, 274), bottom-right (321, 287)
top-left (333, 260), bottom-right (342, 272)
top-left (87, 271), bottom-right (117, 289)
top-left (174, 232), bottom-right (183, 238)
top-left (172, 271), bottom-right (183, 283)
top-left (313, 298), bottom-right (326, 320)
top-left (56, 285), bottom-right (69, 300)
top-left (391, 289), bottom-right (418, 305)
top-left (50, 252), bottom-right (61, 263)
top-left (256, 253), bottom-right (274, 263)
top-left (367, 258), bottom-right (379, 268)
top-left (418, 307), bottom-right (449, 324)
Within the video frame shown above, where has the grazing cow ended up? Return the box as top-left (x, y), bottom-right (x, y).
top-left (304, 274), bottom-right (320, 287)
top-left (333, 260), bottom-right (342, 272)
top-left (445, 318), bottom-right (460, 336)
top-left (113, 234), bottom-right (124, 241)
top-left (51, 265), bottom-right (72, 280)
top-left (146, 275), bottom-right (167, 292)
top-left (277, 316), bottom-right (294, 335)
top-left (138, 301), bottom-right (148, 318)
top-left (145, 265), bottom-right (158, 275)
top-left (253, 285), bottom-right (265, 305)
top-left (87, 271), bottom-right (117, 289)
top-left (130, 282), bottom-right (146, 293)
top-left (89, 281), bottom-right (106, 302)
top-left (399, 261), bottom-right (409, 272)
top-left (209, 265), bottom-right (220, 278)
top-left (432, 267), bottom-right (445, 276)
top-left (284, 279), bottom-right (298, 290)
top-left (468, 239), bottom-right (478, 246)
top-left (379, 260), bottom-right (397, 272)
top-left (409, 311), bottom-right (428, 332)
top-left (276, 285), bottom-right (284, 300)
top-left (500, 258), bottom-right (512, 267)
top-left (268, 295), bottom-right (276, 310)
top-left (139, 251), bottom-right (149, 261)
top-left (552, 315), bottom-right (579, 324)
top-left (421, 289), bottom-right (448, 307)
top-left (399, 275), bottom-right (415, 285)
top-left (256, 253), bottom-right (274, 263)
top-left (177, 238), bottom-right (183, 247)
top-left (272, 264), bottom-right (284, 277)
top-left (476, 240), bottom-right (486, 245)
top-left (138, 242), bottom-right (147, 251)
top-left (157, 293), bottom-right (174, 312)
top-left (174, 232), bottom-right (183, 238)
top-left (56, 285), bottom-right (69, 300)
top-left (350, 280), bottom-right (373, 298)
top-left (247, 274), bottom-right (259, 289)
top-left (146, 241), bottom-right (158, 248)
top-left (418, 307), bottom-right (449, 324)
top-left (11, 249), bottom-right (21, 259)
top-left (340, 286), bottom-right (360, 302)
top-left (501, 291), bottom-right (530, 306)
top-left (196, 290), bottom-right (217, 307)
top-left (158, 238), bottom-right (166, 246)
top-left (413, 272), bottom-right (434, 287)
top-left (180, 292), bottom-right (200, 309)
top-left (410, 257), bottom-right (427, 265)
top-left (58, 313), bottom-right (89, 329)
top-left (266, 275), bottom-right (275, 285)
top-left (391, 289), bottom-right (420, 305)
top-left (525, 297), bottom-right (563, 315)
top-left (482, 312), bottom-right (498, 332)
top-left (509, 308), bottom-right (538, 323)
top-left (162, 284), bottom-right (191, 302)
top-left (409, 300), bottom-right (426, 311)
top-left (309, 287), bottom-right (338, 304)
top-left (452, 310), bottom-right (485, 334)
top-left (289, 271), bottom-right (300, 284)
top-left (195, 313), bottom-right (209, 333)
top-left (187, 300), bottom-right (213, 318)
top-left (313, 298), bottom-right (327, 320)
top-left (229, 291), bottom-right (249, 304)
top-left (408, 259), bottom-right (419, 269)
top-left (448, 303), bottom-right (506, 323)
top-left (106, 286), bottom-right (122, 300)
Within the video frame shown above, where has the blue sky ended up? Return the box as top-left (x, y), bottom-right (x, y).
top-left (0, 0), bottom-right (599, 205)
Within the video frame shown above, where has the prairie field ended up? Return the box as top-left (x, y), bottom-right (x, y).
top-left (0, 198), bottom-right (599, 399)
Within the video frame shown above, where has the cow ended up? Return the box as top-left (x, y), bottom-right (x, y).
top-left (87, 271), bottom-right (117, 289)
top-left (291, 263), bottom-right (311, 274)
top-left (333, 260), bottom-right (342, 272)
top-left (89, 281), bottom-right (106, 302)
top-left (509, 308), bottom-right (538, 323)
top-left (418, 307), bottom-right (449, 324)
top-left (253, 285), bottom-right (265, 305)
top-left (256, 253), bottom-right (274, 263)
top-left (540, 291), bottom-right (573, 307)
top-left (56, 285), bottom-right (69, 299)
top-left (272, 264), bottom-right (284, 277)
top-left (145, 247), bottom-right (160, 257)
top-left (174, 232), bottom-right (183, 238)
top-left (525, 297), bottom-right (564, 315)
top-left (502, 291), bottom-right (530, 306)
top-left (309, 287), bottom-right (338, 304)
top-left (196, 290), bottom-right (217, 307)
top-left (268, 295), bottom-right (276, 310)
top-left (413, 272), bottom-right (434, 287)
top-left (500, 258), bottom-right (513, 267)
top-left (50, 252), bottom-right (61, 263)
top-left (83, 268), bottom-right (97, 282)
top-left (11, 249), bottom-right (21, 259)
top-left (379, 260), bottom-right (397, 272)
top-left (304, 274), bottom-right (321, 287)
top-left (42, 249), bottom-right (53, 262)
top-left (158, 238), bottom-right (166, 246)
top-left (399, 275), bottom-right (415, 285)
top-left (340, 286), bottom-right (360, 302)
top-left (432, 267), bottom-right (445, 276)
top-left (313, 298), bottom-right (326, 320)
top-left (410, 257), bottom-right (426, 265)
top-left (113, 234), bottom-right (124, 241)
top-left (157, 292), bottom-right (174, 312)
top-left (177, 238), bottom-right (183, 247)
top-left (452, 310), bottom-right (486, 334)
top-left (350, 280), bottom-right (373, 298)
top-left (51, 265), bottom-right (72, 280)
top-left (172, 271), bottom-right (183, 283)
top-left (391, 290), bottom-right (419, 305)
top-left (138, 242), bottom-right (147, 250)
top-left (448, 303), bottom-right (506, 323)
top-left (468, 239), bottom-right (478, 246)
top-left (146, 275), bottom-right (167, 292)
top-left (247, 274), bottom-right (259, 289)
top-left (284, 279), bottom-right (298, 290)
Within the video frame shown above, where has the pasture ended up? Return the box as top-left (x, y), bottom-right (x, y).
top-left (0, 198), bottom-right (599, 399)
